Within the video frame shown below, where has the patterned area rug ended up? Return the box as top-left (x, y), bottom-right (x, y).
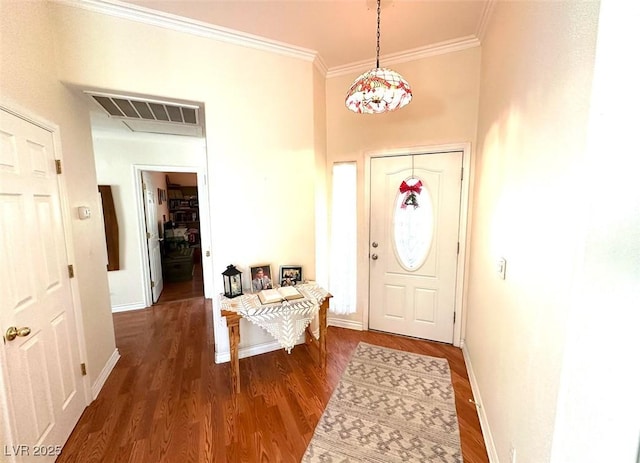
top-left (302, 342), bottom-right (462, 463)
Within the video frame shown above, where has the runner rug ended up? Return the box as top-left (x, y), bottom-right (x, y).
top-left (302, 342), bottom-right (462, 462)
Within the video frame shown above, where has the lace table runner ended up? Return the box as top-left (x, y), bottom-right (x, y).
top-left (220, 284), bottom-right (330, 353)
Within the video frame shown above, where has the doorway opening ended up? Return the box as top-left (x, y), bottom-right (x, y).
top-left (136, 167), bottom-right (209, 306)
top-left (154, 172), bottom-right (204, 303)
top-left (89, 91), bottom-right (212, 312)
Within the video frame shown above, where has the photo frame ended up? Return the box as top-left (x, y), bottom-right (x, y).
top-left (250, 264), bottom-right (273, 292)
top-left (280, 265), bottom-right (303, 286)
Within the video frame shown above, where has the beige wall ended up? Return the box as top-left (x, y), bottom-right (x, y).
top-left (0, 1), bottom-right (116, 389)
top-left (466, 2), bottom-right (599, 462)
top-left (313, 64), bottom-right (329, 289)
top-left (550, 1), bottom-right (640, 461)
top-left (167, 172), bottom-right (197, 187)
top-left (50, 3), bottom-right (319, 355)
top-left (325, 47), bottom-right (481, 326)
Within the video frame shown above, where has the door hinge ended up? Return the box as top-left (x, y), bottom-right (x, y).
top-left (142, 182), bottom-right (146, 190)
top-left (457, 242), bottom-right (460, 255)
top-left (68, 264), bottom-right (74, 278)
top-left (151, 280), bottom-right (155, 288)
top-left (80, 363), bottom-right (87, 376)
top-left (453, 312), bottom-right (456, 323)
top-left (55, 159), bottom-right (62, 175)
top-left (146, 232), bottom-right (151, 239)
top-left (461, 167), bottom-right (464, 181)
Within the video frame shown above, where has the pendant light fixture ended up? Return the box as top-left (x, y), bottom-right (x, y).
top-left (345, 0), bottom-right (412, 114)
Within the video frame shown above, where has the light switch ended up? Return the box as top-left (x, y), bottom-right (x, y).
top-left (77, 206), bottom-right (91, 220)
top-left (497, 258), bottom-right (507, 280)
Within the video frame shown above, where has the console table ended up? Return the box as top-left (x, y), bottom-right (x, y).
top-left (220, 284), bottom-right (331, 393)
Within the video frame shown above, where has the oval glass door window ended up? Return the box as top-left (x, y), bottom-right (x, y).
top-left (393, 178), bottom-right (434, 271)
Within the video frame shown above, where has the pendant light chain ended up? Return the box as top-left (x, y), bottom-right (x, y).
top-left (344, 0), bottom-right (413, 114)
top-left (376, 0), bottom-right (381, 68)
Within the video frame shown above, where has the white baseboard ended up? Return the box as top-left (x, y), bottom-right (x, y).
top-left (215, 339), bottom-right (297, 363)
top-left (328, 317), bottom-right (364, 331)
top-left (91, 348), bottom-right (120, 399)
top-left (461, 341), bottom-right (499, 463)
top-left (111, 302), bottom-right (146, 313)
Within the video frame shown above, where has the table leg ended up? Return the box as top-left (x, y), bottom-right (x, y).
top-left (305, 297), bottom-right (330, 368)
top-left (318, 297), bottom-right (328, 368)
top-left (221, 310), bottom-right (241, 394)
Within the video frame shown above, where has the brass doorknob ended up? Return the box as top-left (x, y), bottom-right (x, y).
top-left (5, 326), bottom-right (31, 342)
top-left (371, 253), bottom-right (378, 260)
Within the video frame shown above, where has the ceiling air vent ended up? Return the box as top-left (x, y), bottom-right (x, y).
top-left (90, 94), bottom-right (199, 125)
top-left (86, 91), bottom-right (203, 137)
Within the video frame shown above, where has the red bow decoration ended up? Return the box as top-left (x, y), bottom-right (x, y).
top-left (399, 179), bottom-right (422, 209)
top-left (399, 180), bottom-right (423, 194)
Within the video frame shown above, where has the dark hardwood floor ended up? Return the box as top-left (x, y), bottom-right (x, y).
top-left (156, 262), bottom-right (204, 304)
top-left (58, 297), bottom-right (489, 463)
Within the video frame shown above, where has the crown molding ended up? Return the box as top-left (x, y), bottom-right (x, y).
top-left (54, 0), bottom-right (482, 79)
top-left (476, 0), bottom-right (497, 43)
top-left (313, 54), bottom-right (328, 77)
top-left (326, 35), bottom-right (481, 78)
top-left (53, 0), bottom-right (319, 63)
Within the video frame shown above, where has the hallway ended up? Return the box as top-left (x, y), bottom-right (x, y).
top-left (58, 297), bottom-right (489, 462)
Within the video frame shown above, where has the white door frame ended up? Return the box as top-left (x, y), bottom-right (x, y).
top-left (0, 101), bottom-right (92, 455)
top-left (133, 164), bottom-right (213, 306)
top-left (363, 143), bottom-right (472, 347)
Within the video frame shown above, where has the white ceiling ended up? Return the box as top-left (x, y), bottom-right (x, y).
top-left (120, 0), bottom-right (491, 69)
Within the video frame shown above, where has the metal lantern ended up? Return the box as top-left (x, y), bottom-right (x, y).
top-left (222, 264), bottom-right (243, 298)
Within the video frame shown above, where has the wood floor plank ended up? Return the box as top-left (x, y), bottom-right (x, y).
top-left (58, 297), bottom-right (489, 463)
top-left (157, 263), bottom-right (204, 304)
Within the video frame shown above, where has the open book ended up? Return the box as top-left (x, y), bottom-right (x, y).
top-left (257, 286), bottom-right (304, 304)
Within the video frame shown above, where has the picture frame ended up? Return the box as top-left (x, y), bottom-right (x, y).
top-left (280, 265), bottom-right (303, 286)
top-left (250, 264), bottom-right (274, 292)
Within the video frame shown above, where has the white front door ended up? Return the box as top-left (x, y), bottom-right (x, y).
top-left (0, 108), bottom-right (86, 461)
top-left (142, 173), bottom-right (163, 303)
top-left (369, 152), bottom-right (463, 343)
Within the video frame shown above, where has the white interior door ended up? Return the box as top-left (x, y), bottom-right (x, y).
top-left (369, 152), bottom-right (463, 343)
top-left (0, 108), bottom-right (86, 460)
top-left (142, 173), bottom-right (163, 303)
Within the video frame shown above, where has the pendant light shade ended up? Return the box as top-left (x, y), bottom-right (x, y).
top-left (345, 0), bottom-right (412, 114)
top-left (345, 67), bottom-right (412, 114)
